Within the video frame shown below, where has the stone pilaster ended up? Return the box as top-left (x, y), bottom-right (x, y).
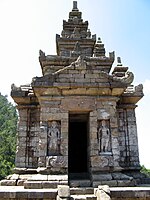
top-left (38, 120), bottom-right (47, 167)
top-left (38, 101), bottom-right (68, 173)
top-left (126, 107), bottom-right (140, 169)
top-left (117, 105), bottom-right (140, 170)
top-left (15, 105), bottom-right (40, 169)
top-left (15, 107), bottom-right (28, 168)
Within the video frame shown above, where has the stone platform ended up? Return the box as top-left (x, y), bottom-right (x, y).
top-left (0, 185), bottom-right (150, 200)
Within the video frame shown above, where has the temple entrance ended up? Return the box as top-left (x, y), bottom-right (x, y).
top-left (68, 113), bottom-right (89, 180)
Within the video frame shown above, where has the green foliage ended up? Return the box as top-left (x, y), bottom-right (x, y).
top-left (0, 93), bottom-right (17, 180)
top-left (141, 165), bottom-right (150, 178)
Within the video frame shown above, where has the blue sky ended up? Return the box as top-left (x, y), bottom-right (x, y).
top-left (0, 0), bottom-right (150, 168)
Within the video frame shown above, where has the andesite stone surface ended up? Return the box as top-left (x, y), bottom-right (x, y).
top-left (0, 1), bottom-right (146, 190)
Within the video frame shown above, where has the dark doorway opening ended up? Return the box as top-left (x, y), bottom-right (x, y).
top-left (68, 113), bottom-right (89, 179)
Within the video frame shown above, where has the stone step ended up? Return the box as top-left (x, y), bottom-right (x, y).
top-left (69, 180), bottom-right (91, 187)
top-left (24, 180), bottom-right (68, 189)
top-left (70, 187), bottom-right (94, 195)
top-left (71, 194), bottom-right (96, 200)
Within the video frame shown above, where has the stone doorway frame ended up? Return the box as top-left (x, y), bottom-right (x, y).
top-left (68, 112), bottom-right (90, 180)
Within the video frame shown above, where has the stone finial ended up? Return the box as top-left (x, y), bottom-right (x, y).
top-left (92, 34), bottom-right (96, 40)
top-left (135, 84), bottom-right (143, 94)
top-left (87, 29), bottom-right (91, 38)
top-left (109, 51), bottom-right (115, 60)
top-left (61, 30), bottom-right (66, 38)
top-left (73, 1), bottom-right (78, 11)
top-left (39, 49), bottom-right (45, 57)
top-left (97, 37), bottom-right (102, 43)
top-left (11, 83), bottom-right (21, 91)
top-left (117, 57), bottom-right (122, 66)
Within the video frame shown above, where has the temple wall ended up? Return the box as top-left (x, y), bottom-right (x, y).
top-left (90, 98), bottom-right (120, 173)
top-left (15, 106), bottom-right (40, 168)
top-left (35, 95), bottom-right (123, 175)
top-left (18, 94), bottom-right (139, 173)
top-left (38, 98), bottom-right (68, 173)
top-left (117, 106), bottom-right (140, 170)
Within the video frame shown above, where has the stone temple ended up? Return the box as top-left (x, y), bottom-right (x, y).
top-left (6, 1), bottom-right (144, 188)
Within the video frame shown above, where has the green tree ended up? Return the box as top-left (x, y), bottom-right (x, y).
top-left (0, 93), bottom-right (17, 180)
top-left (141, 165), bottom-right (150, 178)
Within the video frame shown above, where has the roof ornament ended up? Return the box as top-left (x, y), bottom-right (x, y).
top-left (71, 41), bottom-right (81, 57)
top-left (87, 29), bottom-right (91, 38)
top-left (70, 27), bottom-right (80, 38)
top-left (112, 71), bottom-right (134, 85)
top-left (39, 49), bottom-right (45, 57)
top-left (117, 57), bottom-right (122, 66)
top-left (39, 49), bottom-right (46, 61)
top-left (97, 37), bottom-right (102, 43)
top-left (73, 1), bottom-right (78, 11)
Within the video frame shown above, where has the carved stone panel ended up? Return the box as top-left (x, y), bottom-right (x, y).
top-left (97, 120), bottom-right (112, 155)
top-left (47, 120), bottom-right (61, 156)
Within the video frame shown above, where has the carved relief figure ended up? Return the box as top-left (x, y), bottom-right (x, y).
top-left (70, 27), bottom-right (80, 38)
top-left (47, 121), bottom-right (61, 155)
top-left (98, 120), bottom-right (111, 153)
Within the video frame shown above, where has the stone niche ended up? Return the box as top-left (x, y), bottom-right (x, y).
top-left (3, 1), bottom-right (144, 188)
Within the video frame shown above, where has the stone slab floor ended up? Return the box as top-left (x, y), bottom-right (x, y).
top-left (0, 186), bottom-right (150, 199)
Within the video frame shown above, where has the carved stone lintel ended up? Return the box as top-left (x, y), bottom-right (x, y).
top-left (46, 156), bottom-right (68, 169)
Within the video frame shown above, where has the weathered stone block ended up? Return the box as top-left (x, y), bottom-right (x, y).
top-left (48, 175), bottom-right (68, 181)
top-left (92, 173), bottom-right (112, 181)
top-left (117, 179), bottom-right (136, 187)
top-left (15, 191), bottom-right (28, 199)
top-left (24, 181), bottom-right (43, 189)
top-left (27, 190), bottom-right (44, 198)
top-left (95, 185), bottom-right (111, 200)
top-left (91, 156), bottom-right (113, 168)
top-left (93, 180), bottom-right (117, 187)
top-left (17, 179), bottom-right (24, 186)
top-left (27, 174), bottom-right (48, 181)
top-left (0, 180), bottom-right (16, 186)
top-left (58, 185), bottom-right (70, 198)
top-left (46, 156), bottom-right (68, 169)
top-left (42, 181), bottom-right (60, 188)
top-left (9, 174), bottom-right (19, 180)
